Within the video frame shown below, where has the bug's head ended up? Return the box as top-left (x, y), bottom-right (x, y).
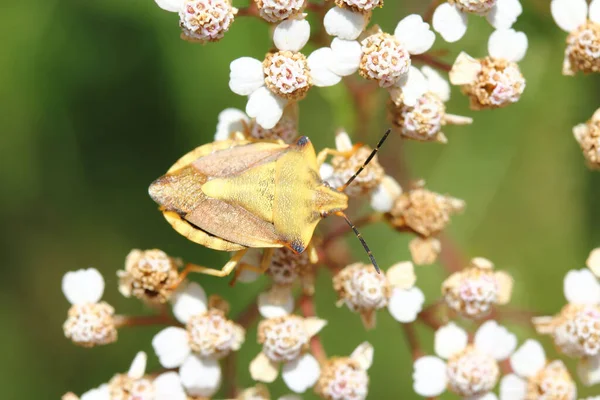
top-left (316, 181), bottom-right (349, 219)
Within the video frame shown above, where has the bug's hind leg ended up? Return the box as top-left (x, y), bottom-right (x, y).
top-left (229, 248), bottom-right (275, 287)
top-left (169, 249), bottom-right (249, 289)
top-left (316, 145), bottom-right (363, 167)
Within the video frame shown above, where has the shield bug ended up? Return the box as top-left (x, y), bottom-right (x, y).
top-left (148, 130), bottom-right (390, 281)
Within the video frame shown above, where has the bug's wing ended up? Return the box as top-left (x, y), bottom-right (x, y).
top-left (185, 198), bottom-right (284, 249)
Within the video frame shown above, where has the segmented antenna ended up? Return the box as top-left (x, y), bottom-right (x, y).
top-left (336, 211), bottom-right (381, 274)
top-left (337, 128), bottom-right (391, 193)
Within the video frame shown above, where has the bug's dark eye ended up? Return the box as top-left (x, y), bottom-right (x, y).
top-left (321, 211), bottom-right (329, 218)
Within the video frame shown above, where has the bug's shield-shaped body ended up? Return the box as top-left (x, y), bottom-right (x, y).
top-left (149, 137), bottom-right (348, 254)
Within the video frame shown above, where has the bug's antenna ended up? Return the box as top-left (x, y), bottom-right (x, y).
top-left (337, 128), bottom-right (391, 193)
top-left (335, 211), bottom-right (381, 274)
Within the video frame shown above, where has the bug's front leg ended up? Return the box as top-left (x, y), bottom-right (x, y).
top-left (228, 248), bottom-right (275, 286)
top-left (316, 145), bottom-right (363, 167)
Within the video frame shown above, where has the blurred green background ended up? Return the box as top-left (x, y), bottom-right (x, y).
top-left (2, 0), bottom-right (600, 398)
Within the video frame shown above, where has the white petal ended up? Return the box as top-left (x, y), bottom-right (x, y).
top-left (395, 66), bottom-right (429, 107)
top-left (488, 0), bottom-right (523, 29)
top-left (394, 14), bottom-right (436, 55)
top-left (62, 268), bottom-right (105, 305)
top-left (488, 29), bottom-right (528, 62)
top-left (282, 354), bottom-right (321, 393)
top-left (370, 176), bottom-right (402, 212)
top-left (303, 317), bottom-right (328, 338)
top-left (171, 281), bottom-right (208, 324)
top-left (246, 87), bottom-right (287, 129)
top-left (154, 0), bottom-right (184, 12)
top-left (180, 355), bottom-right (222, 397)
top-left (335, 131), bottom-right (353, 151)
top-left (476, 394), bottom-right (498, 400)
top-left (422, 66), bottom-right (450, 102)
top-left (81, 384), bottom-right (110, 400)
top-left (307, 48), bottom-right (342, 87)
top-left (127, 351), bottom-right (147, 379)
top-left (229, 57), bottom-right (265, 96)
top-left (329, 39), bottom-right (361, 76)
top-left (154, 372), bottom-right (187, 400)
top-left (551, 0), bottom-right (588, 32)
top-left (236, 268), bottom-right (261, 283)
top-left (278, 396), bottom-right (303, 400)
top-left (412, 356), bottom-right (448, 397)
top-left (591, 0), bottom-right (600, 24)
top-left (578, 354), bottom-right (600, 386)
top-left (273, 18), bottom-right (310, 52)
top-left (350, 342), bottom-right (374, 370)
top-left (587, 248), bottom-right (600, 278)
top-left (510, 339), bottom-right (546, 378)
top-left (387, 287), bottom-right (425, 323)
top-left (250, 352), bottom-right (280, 383)
top-left (215, 108), bottom-right (249, 141)
top-left (432, 3), bottom-right (468, 43)
top-left (434, 322), bottom-right (468, 359)
top-left (319, 163), bottom-right (334, 180)
top-left (258, 291), bottom-right (294, 318)
top-left (152, 327), bottom-right (191, 368)
top-left (474, 321), bottom-right (517, 361)
top-left (499, 374), bottom-right (527, 400)
top-left (324, 7), bottom-right (368, 40)
top-left (563, 268), bottom-right (600, 305)
top-left (386, 261), bottom-right (416, 290)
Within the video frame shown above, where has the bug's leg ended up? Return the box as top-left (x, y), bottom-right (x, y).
top-left (170, 249), bottom-right (249, 288)
top-left (229, 248), bottom-right (275, 286)
top-left (316, 145), bottom-right (363, 166)
top-left (307, 243), bottom-right (319, 264)
top-left (259, 248), bottom-right (275, 273)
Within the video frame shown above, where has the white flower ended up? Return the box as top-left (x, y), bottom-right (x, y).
top-left (152, 282), bottom-right (244, 397)
top-left (564, 268), bottom-right (600, 305)
top-left (552, 0), bottom-right (600, 75)
top-left (214, 107), bottom-right (299, 143)
top-left (230, 17), bottom-right (338, 129)
top-left (324, 6), bottom-right (369, 40)
top-left (62, 268), bottom-right (118, 347)
top-left (450, 29), bottom-right (528, 110)
top-left (433, 0), bottom-right (523, 42)
top-left (333, 261), bottom-right (425, 329)
top-left (155, 0), bottom-right (237, 43)
top-left (251, 311), bottom-right (327, 393)
top-left (413, 321), bottom-right (516, 398)
top-left (255, 0), bottom-right (306, 23)
top-left (500, 340), bottom-right (577, 400)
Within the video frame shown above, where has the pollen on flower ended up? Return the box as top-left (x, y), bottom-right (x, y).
top-left (449, 0), bottom-right (497, 14)
top-left (552, 304), bottom-right (600, 358)
top-left (461, 57), bottom-right (525, 110)
top-left (388, 93), bottom-right (446, 142)
top-left (574, 109), bottom-right (600, 169)
top-left (331, 146), bottom-right (385, 196)
top-left (263, 51), bottom-right (312, 100)
top-left (359, 32), bottom-right (411, 88)
top-left (314, 357), bottom-right (369, 400)
top-left (179, 0), bottom-right (237, 44)
top-left (386, 184), bottom-right (464, 237)
top-left (267, 247), bottom-right (313, 286)
top-left (258, 315), bottom-right (310, 362)
top-left (446, 345), bottom-right (499, 397)
top-left (117, 249), bottom-right (180, 304)
top-left (63, 302), bottom-right (117, 347)
top-left (108, 373), bottom-right (155, 400)
top-left (334, 0), bottom-right (383, 13)
top-left (525, 360), bottom-right (577, 400)
top-left (333, 263), bottom-right (390, 313)
top-left (186, 309), bottom-right (245, 358)
top-left (249, 112), bottom-right (298, 143)
top-left (61, 393), bottom-right (79, 400)
top-left (564, 22), bottom-right (600, 75)
top-left (255, 0), bottom-right (305, 23)
top-left (442, 266), bottom-right (500, 319)
top-left (236, 384), bottom-right (271, 400)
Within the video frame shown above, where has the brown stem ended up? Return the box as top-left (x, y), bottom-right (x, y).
top-left (401, 322), bottom-right (424, 360)
top-left (491, 306), bottom-right (539, 326)
top-left (223, 352), bottom-right (238, 398)
top-left (342, 76), bottom-right (379, 139)
top-left (113, 314), bottom-right (181, 328)
top-left (299, 294), bottom-right (328, 363)
top-left (237, 2), bottom-right (262, 19)
top-left (418, 301), bottom-right (445, 330)
top-left (412, 54), bottom-right (452, 73)
top-left (437, 233), bottom-right (467, 274)
top-left (423, 0), bottom-right (442, 23)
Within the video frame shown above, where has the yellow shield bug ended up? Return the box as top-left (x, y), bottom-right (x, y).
top-left (148, 130), bottom-right (390, 281)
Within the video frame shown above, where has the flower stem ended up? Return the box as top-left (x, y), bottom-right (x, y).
top-left (422, 0), bottom-right (442, 23)
top-left (113, 314), bottom-right (181, 328)
top-left (299, 294), bottom-right (328, 363)
top-left (412, 54), bottom-right (452, 72)
top-left (401, 322), bottom-right (424, 360)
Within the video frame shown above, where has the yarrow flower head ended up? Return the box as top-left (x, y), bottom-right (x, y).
top-left (214, 105), bottom-right (299, 144)
top-left (154, 0), bottom-right (237, 43)
top-left (500, 339), bottom-right (577, 400)
top-left (532, 248), bottom-right (600, 386)
top-left (413, 321), bottom-right (516, 398)
top-left (383, 180), bottom-right (465, 265)
top-left (233, 384), bottom-right (301, 400)
top-left (388, 66), bottom-right (473, 144)
top-left (573, 108), bottom-right (600, 169)
top-left (450, 28), bottom-right (528, 110)
top-left (255, 0), bottom-right (306, 23)
top-left (117, 249), bottom-right (181, 304)
top-left (443, 257), bottom-right (514, 319)
top-left (230, 17), bottom-right (343, 129)
top-left (62, 268), bottom-right (117, 347)
top-left (314, 342), bottom-right (374, 400)
top-left (250, 311), bottom-right (327, 393)
top-left (333, 261), bottom-right (425, 329)
top-left (152, 282), bottom-right (245, 397)
top-left (432, 0), bottom-right (523, 42)
top-left (551, 0), bottom-right (600, 75)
